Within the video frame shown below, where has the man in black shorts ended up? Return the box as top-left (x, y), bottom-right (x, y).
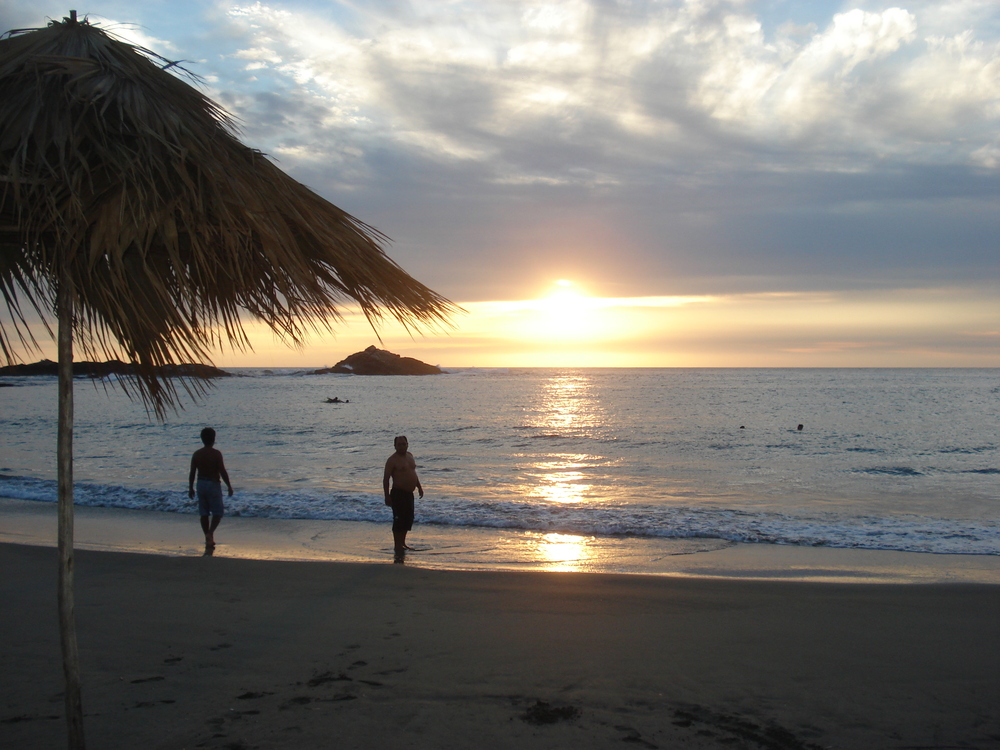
top-left (383, 435), bottom-right (423, 554)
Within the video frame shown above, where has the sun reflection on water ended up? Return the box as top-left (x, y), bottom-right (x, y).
top-left (537, 374), bottom-right (597, 431)
top-left (528, 456), bottom-right (593, 503)
top-left (524, 373), bottom-right (605, 504)
top-left (538, 533), bottom-right (590, 571)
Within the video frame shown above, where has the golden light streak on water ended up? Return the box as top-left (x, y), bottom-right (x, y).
top-left (523, 373), bottom-right (605, 503)
top-left (537, 533), bottom-right (590, 571)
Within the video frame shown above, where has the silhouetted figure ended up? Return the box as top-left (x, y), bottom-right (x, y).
top-left (797, 424), bottom-right (804, 431)
top-left (383, 435), bottom-right (423, 558)
top-left (188, 427), bottom-right (233, 549)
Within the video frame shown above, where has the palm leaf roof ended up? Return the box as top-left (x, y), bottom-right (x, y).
top-left (0, 12), bottom-right (455, 413)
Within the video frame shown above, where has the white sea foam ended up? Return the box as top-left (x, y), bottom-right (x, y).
top-left (1, 473), bottom-right (996, 556)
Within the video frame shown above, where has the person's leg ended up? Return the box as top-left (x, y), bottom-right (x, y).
top-left (398, 492), bottom-right (415, 550)
top-left (209, 514), bottom-right (222, 535)
top-left (199, 490), bottom-right (213, 544)
top-left (198, 481), bottom-right (225, 546)
top-left (200, 516), bottom-right (216, 546)
top-left (390, 492), bottom-right (405, 551)
top-left (392, 528), bottom-right (407, 551)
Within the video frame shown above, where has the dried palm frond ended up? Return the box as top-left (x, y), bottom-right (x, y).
top-left (0, 13), bottom-right (456, 415)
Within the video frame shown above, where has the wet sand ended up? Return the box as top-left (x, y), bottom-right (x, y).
top-left (3, 497), bottom-right (1000, 582)
top-left (2, 540), bottom-right (999, 749)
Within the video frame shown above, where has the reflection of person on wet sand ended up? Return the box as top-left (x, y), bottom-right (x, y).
top-left (383, 435), bottom-right (423, 555)
top-left (188, 427), bottom-right (233, 549)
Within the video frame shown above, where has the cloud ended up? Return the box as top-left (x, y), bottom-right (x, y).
top-left (206, 2), bottom-right (1000, 172)
top-left (3, 1), bottom-right (998, 309)
top-left (700, 8), bottom-right (919, 135)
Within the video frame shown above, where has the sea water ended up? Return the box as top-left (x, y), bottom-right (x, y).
top-left (0, 368), bottom-right (997, 556)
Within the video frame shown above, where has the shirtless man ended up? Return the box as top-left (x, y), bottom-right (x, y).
top-left (383, 436), bottom-right (424, 553)
top-left (188, 427), bottom-right (233, 547)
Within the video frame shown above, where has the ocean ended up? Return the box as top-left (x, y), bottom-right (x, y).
top-left (0, 368), bottom-right (997, 557)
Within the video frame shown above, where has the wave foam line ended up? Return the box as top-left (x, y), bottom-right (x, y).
top-left (1, 475), bottom-right (996, 556)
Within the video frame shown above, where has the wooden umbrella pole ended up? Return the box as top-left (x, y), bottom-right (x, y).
top-left (57, 270), bottom-right (86, 750)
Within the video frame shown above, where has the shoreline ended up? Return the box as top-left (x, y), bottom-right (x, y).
top-left (3, 496), bottom-right (999, 583)
top-left (3, 542), bottom-right (998, 749)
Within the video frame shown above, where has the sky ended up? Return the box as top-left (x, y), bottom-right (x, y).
top-left (3, 0), bottom-right (999, 367)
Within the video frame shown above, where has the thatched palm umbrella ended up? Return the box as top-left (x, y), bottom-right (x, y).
top-left (0, 12), bottom-right (454, 748)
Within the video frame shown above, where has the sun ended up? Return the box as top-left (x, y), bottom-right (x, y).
top-left (534, 280), bottom-right (594, 338)
top-left (543, 279), bottom-right (586, 308)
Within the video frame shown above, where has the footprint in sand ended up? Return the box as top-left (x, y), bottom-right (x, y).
top-left (672, 705), bottom-right (824, 750)
top-left (279, 696), bottom-right (314, 710)
top-left (614, 725), bottom-right (657, 749)
top-left (306, 672), bottom-right (351, 687)
top-left (520, 700), bottom-right (580, 725)
top-left (0, 714), bottom-right (60, 724)
top-left (130, 699), bottom-right (175, 709)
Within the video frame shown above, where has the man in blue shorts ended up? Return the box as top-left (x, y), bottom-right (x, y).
top-left (383, 435), bottom-right (424, 556)
top-left (188, 427), bottom-right (234, 548)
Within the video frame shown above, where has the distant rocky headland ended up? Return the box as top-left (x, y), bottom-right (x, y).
top-left (313, 346), bottom-right (442, 376)
top-left (0, 359), bottom-right (231, 379)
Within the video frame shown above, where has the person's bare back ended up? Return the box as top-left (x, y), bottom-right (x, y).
top-left (188, 427), bottom-right (233, 549)
top-left (190, 446), bottom-right (227, 484)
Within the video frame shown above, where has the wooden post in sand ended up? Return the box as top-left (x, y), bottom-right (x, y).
top-left (57, 269), bottom-right (86, 750)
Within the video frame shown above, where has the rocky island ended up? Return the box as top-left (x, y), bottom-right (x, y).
top-left (313, 346), bottom-right (442, 376)
top-left (0, 359), bottom-right (231, 379)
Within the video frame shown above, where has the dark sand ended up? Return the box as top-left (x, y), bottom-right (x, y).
top-left (2, 542), bottom-right (998, 749)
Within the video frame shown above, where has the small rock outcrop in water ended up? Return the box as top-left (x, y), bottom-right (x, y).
top-left (0, 359), bottom-right (231, 379)
top-left (313, 346), bottom-right (442, 376)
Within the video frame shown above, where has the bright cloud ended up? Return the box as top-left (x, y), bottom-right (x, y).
top-left (209, 0), bottom-right (1000, 174)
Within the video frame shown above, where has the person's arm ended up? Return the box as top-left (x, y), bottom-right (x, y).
top-left (383, 458), bottom-right (393, 505)
top-left (219, 455), bottom-right (233, 497)
top-left (188, 454), bottom-right (197, 499)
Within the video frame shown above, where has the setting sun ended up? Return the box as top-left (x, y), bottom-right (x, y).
top-left (533, 280), bottom-right (597, 340)
top-left (543, 279), bottom-right (584, 302)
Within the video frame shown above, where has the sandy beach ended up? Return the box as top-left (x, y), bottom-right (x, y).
top-left (4, 497), bottom-right (1000, 583)
top-left (3, 532), bottom-right (999, 749)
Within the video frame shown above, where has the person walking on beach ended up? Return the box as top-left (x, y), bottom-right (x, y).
top-left (188, 427), bottom-right (233, 548)
top-left (383, 435), bottom-right (423, 554)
